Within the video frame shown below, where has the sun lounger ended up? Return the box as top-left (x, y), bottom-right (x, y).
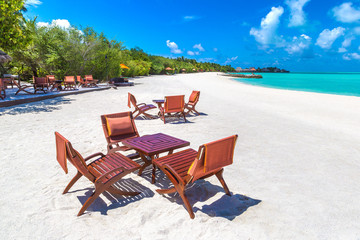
top-left (64, 76), bottom-right (77, 90)
top-left (46, 75), bottom-right (56, 87)
top-left (184, 90), bottom-right (200, 115)
top-left (55, 131), bottom-right (141, 216)
top-left (153, 135), bottom-right (238, 218)
top-left (84, 75), bottom-right (98, 87)
top-left (159, 95), bottom-right (186, 124)
top-left (128, 92), bottom-right (156, 119)
top-left (100, 111), bottom-right (140, 154)
top-left (8, 78), bottom-right (33, 95)
top-left (33, 77), bottom-right (49, 94)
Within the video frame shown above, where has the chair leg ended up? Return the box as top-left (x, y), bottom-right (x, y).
top-left (215, 169), bottom-right (231, 196)
top-left (138, 161), bottom-right (151, 176)
top-left (156, 187), bottom-right (177, 195)
top-left (178, 188), bottom-right (195, 219)
top-left (77, 188), bottom-right (102, 216)
top-left (193, 109), bottom-right (200, 115)
top-left (63, 171), bottom-right (82, 194)
top-left (182, 112), bottom-right (187, 122)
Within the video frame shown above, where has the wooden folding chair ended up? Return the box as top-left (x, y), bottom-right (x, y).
top-left (153, 135), bottom-right (238, 219)
top-left (100, 112), bottom-right (140, 154)
top-left (64, 76), bottom-right (77, 90)
top-left (55, 132), bottom-right (141, 216)
top-left (0, 79), bottom-right (6, 100)
top-left (77, 76), bottom-right (87, 88)
top-left (128, 92), bottom-right (156, 119)
top-left (33, 77), bottom-right (49, 94)
top-left (84, 75), bottom-right (98, 87)
top-left (11, 78), bottom-right (33, 95)
top-left (184, 91), bottom-right (200, 115)
top-left (159, 95), bottom-right (186, 124)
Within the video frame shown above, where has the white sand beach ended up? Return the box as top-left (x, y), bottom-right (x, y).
top-left (1, 72), bottom-right (360, 239)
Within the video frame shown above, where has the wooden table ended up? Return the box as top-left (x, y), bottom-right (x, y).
top-left (50, 80), bottom-right (63, 91)
top-left (152, 99), bottom-right (164, 108)
top-left (152, 99), bottom-right (164, 116)
top-left (122, 133), bottom-right (190, 183)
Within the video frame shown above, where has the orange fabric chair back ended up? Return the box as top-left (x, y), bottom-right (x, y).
top-left (128, 92), bottom-right (137, 108)
top-left (164, 95), bottom-right (185, 113)
top-left (55, 132), bottom-right (94, 181)
top-left (34, 77), bottom-right (48, 85)
top-left (76, 76), bottom-right (83, 83)
top-left (188, 135), bottom-right (238, 182)
top-left (85, 75), bottom-right (93, 81)
top-left (188, 91), bottom-right (200, 104)
top-left (46, 75), bottom-right (55, 83)
top-left (64, 76), bottom-right (75, 83)
top-left (101, 111), bottom-right (139, 143)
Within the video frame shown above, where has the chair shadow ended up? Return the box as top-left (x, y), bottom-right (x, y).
top-left (134, 114), bottom-right (159, 121)
top-left (76, 178), bottom-right (154, 216)
top-left (185, 112), bottom-right (208, 119)
top-left (0, 97), bottom-right (73, 116)
top-left (194, 193), bottom-right (261, 220)
top-left (148, 169), bottom-right (261, 220)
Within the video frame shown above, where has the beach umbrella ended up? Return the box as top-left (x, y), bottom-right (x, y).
top-left (165, 67), bottom-right (173, 71)
top-left (0, 50), bottom-right (12, 63)
top-left (120, 64), bottom-right (130, 69)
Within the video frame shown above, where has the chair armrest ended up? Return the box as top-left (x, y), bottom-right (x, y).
top-left (84, 152), bottom-right (105, 161)
top-left (95, 167), bottom-right (126, 184)
top-left (162, 164), bottom-right (186, 185)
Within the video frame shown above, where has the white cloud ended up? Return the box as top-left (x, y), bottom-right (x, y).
top-left (343, 52), bottom-right (360, 60)
top-left (333, 2), bottom-right (360, 23)
top-left (199, 58), bottom-right (215, 62)
top-left (187, 51), bottom-right (195, 56)
top-left (213, 48), bottom-right (218, 52)
top-left (285, 0), bottom-right (310, 27)
top-left (166, 40), bottom-right (182, 54)
top-left (183, 16), bottom-right (200, 21)
top-left (25, 0), bottom-right (42, 7)
top-left (354, 27), bottom-right (360, 35)
top-left (224, 56), bottom-right (238, 64)
top-left (338, 35), bottom-right (354, 52)
top-left (37, 19), bottom-right (71, 29)
top-left (52, 19), bottom-right (71, 29)
top-left (37, 22), bottom-right (50, 28)
top-left (338, 47), bottom-right (347, 53)
top-left (342, 36), bottom-right (355, 47)
top-left (285, 34), bottom-right (312, 54)
top-left (193, 43), bottom-right (205, 52)
top-left (316, 27), bottom-right (345, 49)
top-left (301, 34), bottom-right (311, 40)
top-left (250, 6), bottom-right (284, 46)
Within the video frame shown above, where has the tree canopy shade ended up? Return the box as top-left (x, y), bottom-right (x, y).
top-left (0, 0), bottom-right (30, 51)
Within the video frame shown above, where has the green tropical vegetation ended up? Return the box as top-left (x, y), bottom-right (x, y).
top-left (0, 1), bottom-right (235, 81)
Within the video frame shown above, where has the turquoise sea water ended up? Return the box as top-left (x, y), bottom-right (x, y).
top-left (232, 72), bottom-right (360, 97)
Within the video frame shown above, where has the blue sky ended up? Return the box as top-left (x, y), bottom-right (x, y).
top-left (25, 0), bottom-right (360, 72)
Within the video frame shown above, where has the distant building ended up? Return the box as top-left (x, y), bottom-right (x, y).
top-left (235, 67), bottom-right (242, 72)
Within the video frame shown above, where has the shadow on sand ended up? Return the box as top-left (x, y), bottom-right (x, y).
top-left (0, 97), bottom-right (73, 116)
top-left (76, 178), bottom-right (154, 216)
top-left (138, 164), bottom-right (261, 220)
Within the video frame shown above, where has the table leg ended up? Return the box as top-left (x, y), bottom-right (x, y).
top-left (138, 152), bottom-right (152, 176)
top-left (152, 162), bottom-right (156, 184)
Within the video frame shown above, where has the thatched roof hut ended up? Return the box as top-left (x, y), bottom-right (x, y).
top-left (0, 50), bottom-right (12, 63)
